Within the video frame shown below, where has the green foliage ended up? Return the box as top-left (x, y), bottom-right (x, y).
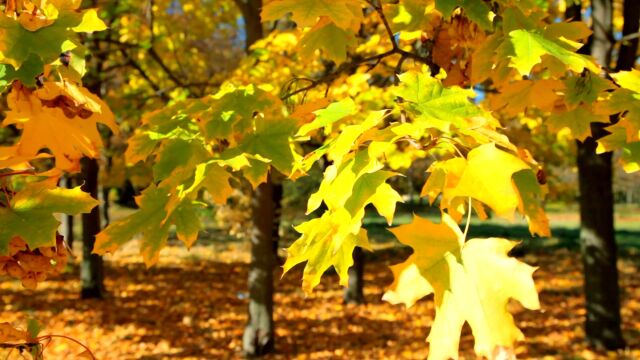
top-left (0, 183), bottom-right (98, 253)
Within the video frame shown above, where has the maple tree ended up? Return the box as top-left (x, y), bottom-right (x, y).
top-left (1, 0), bottom-right (639, 359)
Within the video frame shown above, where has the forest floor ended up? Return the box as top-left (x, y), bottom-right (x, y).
top-left (1, 209), bottom-right (640, 359)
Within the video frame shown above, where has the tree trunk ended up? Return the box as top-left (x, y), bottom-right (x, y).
top-left (572, 0), bottom-right (628, 349)
top-left (577, 137), bottom-right (625, 349)
top-left (60, 176), bottom-right (75, 250)
top-left (243, 180), bottom-right (276, 356)
top-left (80, 157), bottom-right (106, 299)
top-left (344, 246), bottom-right (365, 304)
top-left (272, 181), bottom-right (283, 261)
top-left (234, 0), bottom-right (264, 51)
top-left (101, 187), bottom-right (110, 227)
top-left (116, 180), bottom-right (138, 208)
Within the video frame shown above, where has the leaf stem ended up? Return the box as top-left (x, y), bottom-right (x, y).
top-left (463, 197), bottom-right (472, 240)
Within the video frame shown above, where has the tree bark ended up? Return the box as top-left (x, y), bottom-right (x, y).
top-left (101, 187), bottom-right (110, 227)
top-left (272, 181), bottom-right (283, 259)
top-left (60, 176), bottom-right (75, 250)
top-left (344, 246), bottom-right (365, 304)
top-left (571, 0), bottom-right (629, 349)
top-left (80, 157), bottom-right (106, 299)
top-left (577, 137), bottom-right (625, 349)
top-left (242, 180), bottom-right (276, 356)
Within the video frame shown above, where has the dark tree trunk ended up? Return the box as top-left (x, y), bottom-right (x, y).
top-left (116, 180), bottom-right (138, 208)
top-left (344, 246), bottom-right (365, 304)
top-left (80, 157), bottom-right (106, 299)
top-left (570, 0), bottom-right (629, 350)
top-left (79, 0), bottom-right (111, 300)
top-left (577, 137), bottom-right (624, 349)
top-left (272, 181), bottom-right (283, 260)
top-left (234, 0), bottom-right (264, 51)
top-left (616, 0), bottom-right (640, 73)
top-left (243, 180), bottom-right (276, 356)
top-left (101, 187), bottom-right (110, 227)
top-left (60, 176), bottom-right (75, 250)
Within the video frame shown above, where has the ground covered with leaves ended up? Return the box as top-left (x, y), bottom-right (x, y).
top-left (1, 235), bottom-right (639, 360)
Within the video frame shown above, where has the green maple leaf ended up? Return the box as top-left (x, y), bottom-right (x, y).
top-left (507, 29), bottom-right (599, 76)
top-left (152, 138), bottom-right (210, 184)
top-left (548, 106), bottom-right (606, 141)
top-left (564, 72), bottom-right (614, 106)
top-left (393, 70), bottom-right (483, 132)
top-left (0, 182), bottom-right (98, 254)
top-left (597, 124), bottom-right (640, 173)
top-left (299, 19), bottom-right (357, 62)
top-left (94, 184), bottom-right (201, 266)
top-left (600, 70), bottom-right (640, 141)
top-left (296, 110), bottom-right (386, 173)
top-left (199, 86), bottom-right (276, 141)
top-left (296, 98), bottom-right (357, 137)
top-left (181, 162), bottom-right (234, 205)
top-left (0, 9), bottom-right (106, 69)
top-left (286, 148), bottom-right (402, 294)
top-left (284, 209), bottom-right (371, 295)
top-left (513, 170), bottom-right (550, 237)
top-left (383, 215), bottom-right (539, 359)
top-left (0, 55), bottom-right (44, 91)
top-left (385, 0), bottom-right (435, 33)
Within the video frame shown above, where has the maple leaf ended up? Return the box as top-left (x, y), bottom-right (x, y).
top-left (393, 70), bottom-right (483, 132)
top-left (284, 209), bottom-right (371, 295)
top-left (262, 0), bottom-right (363, 31)
top-left (289, 98), bottom-right (331, 125)
top-left (299, 17), bottom-right (357, 63)
top-left (296, 110), bottom-right (386, 173)
top-left (383, 214), bottom-right (540, 359)
top-left (296, 98), bottom-right (357, 137)
top-left (598, 69), bottom-right (640, 142)
top-left (421, 157), bottom-right (466, 206)
top-left (384, 0), bottom-right (437, 34)
top-left (3, 82), bottom-right (117, 170)
top-left (470, 33), bottom-right (502, 84)
top-left (181, 162), bottom-right (234, 205)
top-left (513, 170), bottom-right (550, 237)
top-left (286, 144), bottom-right (402, 294)
top-left (152, 138), bottom-right (210, 185)
top-left (0, 7), bottom-right (106, 69)
top-left (448, 143), bottom-right (530, 218)
top-left (0, 182), bottom-right (98, 254)
top-left (597, 124), bottom-right (640, 173)
top-left (548, 105), bottom-right (606, 141)
top-left (507, 29), bottom-right (599, 76)
top-left (0, 55), bottom-right (44, 90)
top-left (490, 79), bottom-right (564, 116)
top-left (542, 21), bottom-right (592, 42)
top-left (0, 323), bottom-right (28, 343)
top-left (563, 72), bottom-right (614, 106)
top-left (94, 184), bottom-right (202, 266)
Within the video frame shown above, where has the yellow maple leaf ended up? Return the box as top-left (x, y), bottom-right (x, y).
top-left (3, 82), bottom-right (117, 170)
top-left (384, 214), bottom-right (540, 359)
top-left (451, 143), bottom-right (530, 218)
